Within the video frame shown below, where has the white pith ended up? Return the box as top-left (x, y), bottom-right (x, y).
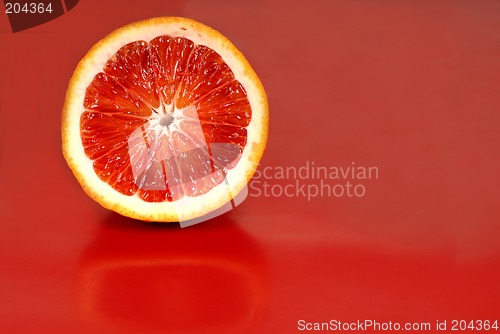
top-left (62, 17), bottom-right (268, 222)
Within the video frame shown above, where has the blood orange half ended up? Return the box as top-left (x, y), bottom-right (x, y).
top-left (62, 17), bottom-right (268, 222)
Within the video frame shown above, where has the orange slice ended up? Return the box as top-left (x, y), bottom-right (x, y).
top-left (62, 17), bottom-right (268, 222)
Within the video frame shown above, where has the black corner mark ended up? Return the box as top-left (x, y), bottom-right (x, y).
top-left (4, 0), bottom-right (80, 33)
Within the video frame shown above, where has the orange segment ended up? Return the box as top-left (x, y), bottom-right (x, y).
top-left (175, 45), bottom-right (236, 108)
top-left (103, 41), bottom-right (160, 110)
top-left (83, 72), bottom-right (153, 117)
top-left (149, 36), bottom-right (194, 106)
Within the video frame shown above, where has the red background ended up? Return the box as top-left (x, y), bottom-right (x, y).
top-left (1, 0), bottom-right (500, 333)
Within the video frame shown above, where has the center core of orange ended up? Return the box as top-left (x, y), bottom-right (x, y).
top-left (159, 114), bottom-right (174, 127)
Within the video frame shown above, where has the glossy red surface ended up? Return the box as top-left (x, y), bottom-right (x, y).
top-left (1, 1), bottom-right (499, 333)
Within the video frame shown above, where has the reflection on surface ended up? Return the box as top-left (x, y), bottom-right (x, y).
top-left (77, 214), bottom-right (267, 333)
